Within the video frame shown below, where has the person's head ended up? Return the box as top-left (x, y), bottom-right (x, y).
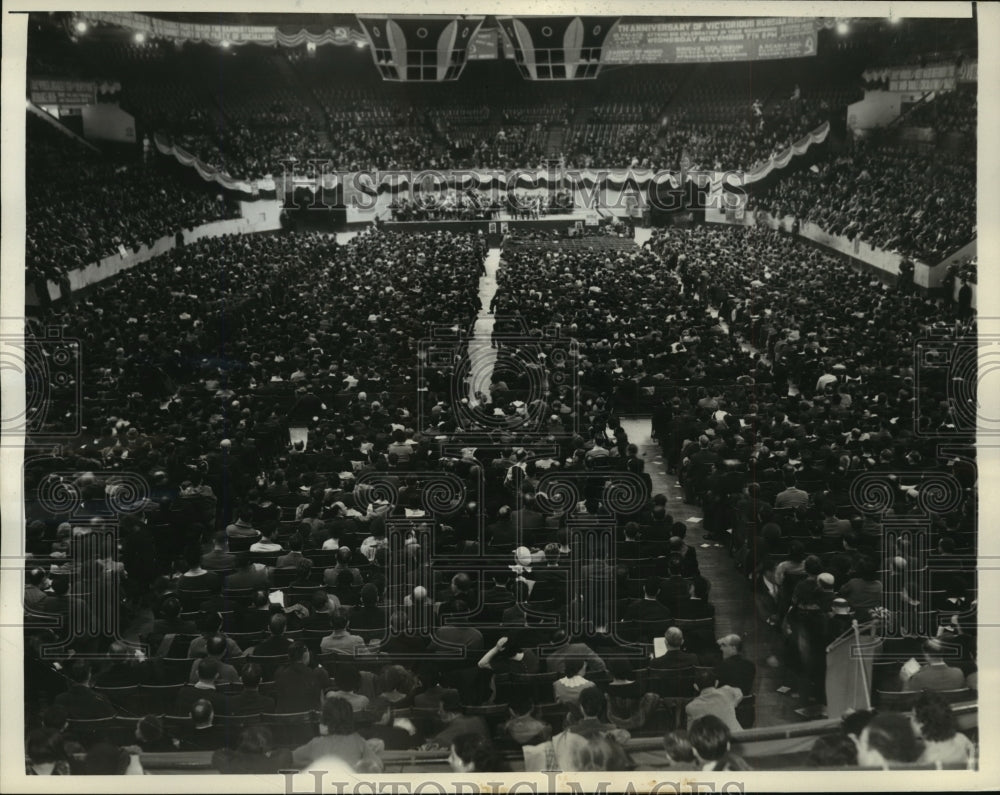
top-left (807, 733), bottom-right (859, 766)
top-left (449, 732), bottom-right (501, 773)
top-left (664, 626), bottom-right (684, 650)
top-left (663, 730), bottom-right (696, 764)
top-left (912, 690), bottom-right (958, 742)
top-left (578, 683), bottom-right (605, 719)
top-left (644, 576), bottom-right (661, 598)
top-left (212, 530), bottom-right (228, 550)
top-left (287, 640), bottom-right (309, 665)
top-left (571, 734), bottom-right (634, 771)
top-left (196, 657), bottom-right (219, 684)
top-left (688, 715), bottom-right (731, 763)
top-left (41, 705), bottom-right (68, 731)
top-left (67, 660), bottom-right (92, 686)
top-left (694, 666), bottom-right (718, 692)
top-left (320, 695), bottom-right (355, 735)
top-left (190, 698), bottom-right (214, 727)
top-left (239, 662), bottom-right (262, 690)
top-left (804, 555), bottom-right (823, 577)
top-left (360, 582), bottom-right (379, 607)
top-left (83, 741), bottom-right (130, 774)
top-left (840, 709), bottom-right (877, 741)
top-left (509, 695), bottom-right (535, 717)
top-left (206, 634), bottom-right (227, 658)
top-left (439, 689), bottom-right (464, 720)
top-left (27, 728), bottom-right (68, 766)
top-left (690, 575), bottom-right (711, 601)
top-left (716, 634), bottom-right (742, 660)
top-left (379, 664), bottom-right (409, 694)
top-left (329, 665), bottom-right (361, 700)
top-left (136, 714), bottom-right (164, 745)
top-left (330, 609), bottom-right (349, 632)
top-left (563, 658), bottom-right (586, 678)
top-left (921, 637), bottom-right (947, 664)
top-left (855, 712), bottom-right (923, 767)
top-left (238, 725), bottom-right (274, 755)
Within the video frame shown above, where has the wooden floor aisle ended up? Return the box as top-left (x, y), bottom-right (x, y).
top-left (619, 418), bottom-right (807, 727)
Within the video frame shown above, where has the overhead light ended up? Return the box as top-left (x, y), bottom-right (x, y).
top-left (356, 39), bottom-right (368, 48)
top-left (134, 32), bottom-right (146, 44)
top-left (75, 20), bottom-right (88, 34)
top-left (836, 20), bottom-right (850, 35)
top-left (307, 41), bottom-right (317, 53)
top-left (889, 17), bottom-right (903, 25)
top-left (221, 40), bottom-right (231, 49)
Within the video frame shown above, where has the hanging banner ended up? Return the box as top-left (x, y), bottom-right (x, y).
top-left (29, 78), bottom-right (96, 107)
top-left (603, 17), bottom-right (818, 64)
top-left (75, 12), bottom-right (364, 47)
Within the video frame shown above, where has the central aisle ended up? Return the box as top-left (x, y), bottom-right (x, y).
top-left (467, 247), bottom-right (502, 405)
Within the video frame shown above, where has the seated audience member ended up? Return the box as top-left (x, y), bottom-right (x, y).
top-left (292, 698), bottom-right (384, 771)
top-left (176, 658), bottom-right (226, 716)
top-left (53, 661), bottom-right (116, 720)
top-left (324, 664), bottom-right (371, 714)
top-left (499, 696), bottom-right (552, 745)
top-left (201, 532), bottom-right (237, 571)
top-left (188, 634), bottom-right (241, 685)
top-left (274, 642), bottom-right (330, 713)
top-left (912, 690), bottom-right (976, 766)
top-left (412, 664), bottom-right (459, 711)
top-left (177, 698), bottom-right (231, 752)
top-left (685, 669), bottom-right (744, 733)
top-left (448, 732), bottom-right (509, 773)
top-left (713, 634), bottom-right (756, 695)
top-left (553, 658), bottom-right (596, 705)
top-left (81, 741), bottom-right (144, 775)
top-left (902, 638), bottom-right (966, 692)
top-left (321, 609), bottom-right (368, 655)
top-left (567, 685), bottom-right (627, 742)
top-left (687, 714), bottom-right (751, 772)
top-left (25, 729), bottom-right (73, 776)
top-left (570, 734), bottom-right (636, 772)
top-left (425, 691), bottom-right (491, 750)
top-left (224, 663), bottom-right (276, 716)
top-left (854, 712), bottom-right (924, 768)
top-left (807, 733), bottom-right (859, 767)
top-left (662, 730), bottom-right (698, 771)
top-left (226, 553), bottom-right (270, 590)
top-left (212, 726), bottom-right (294, 774)
top-left (649, 627), bottom-right (699, 670)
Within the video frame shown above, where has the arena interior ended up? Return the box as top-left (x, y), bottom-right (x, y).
top-left (15, 9), bottom-right (982, 779)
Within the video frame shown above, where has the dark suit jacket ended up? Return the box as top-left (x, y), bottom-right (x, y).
top-left (714, 655), bottom-right (757, 695)
top-left (54, 684), bottom-right (116, 719)
top-left (623, 598), bottom-right (672, 623)
top-left (649, 649), bottom-right (699, 671)
top-left (251, 635), bottom-right (293, 657)
top-left (276, 551), bottom-right (313, 569)
top-left (201, 550), bottom-right (237, 571)
top-left (224, 690), bottom-right (276, 716)
top-left (274, 662), bottom-right (330, 713)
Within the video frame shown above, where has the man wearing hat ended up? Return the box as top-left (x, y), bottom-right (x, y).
top-left (826, 598), bottom-right (855, 644)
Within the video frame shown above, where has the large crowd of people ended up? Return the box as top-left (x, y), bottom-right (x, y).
top-left (22, 217), bottom-right (977, 774)
top-left (19, 13), bottom-right (980, 779)
top-left (25, 115), bottom-right (240, 286)
top-left (748, 137), bottom-right (976, 263)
